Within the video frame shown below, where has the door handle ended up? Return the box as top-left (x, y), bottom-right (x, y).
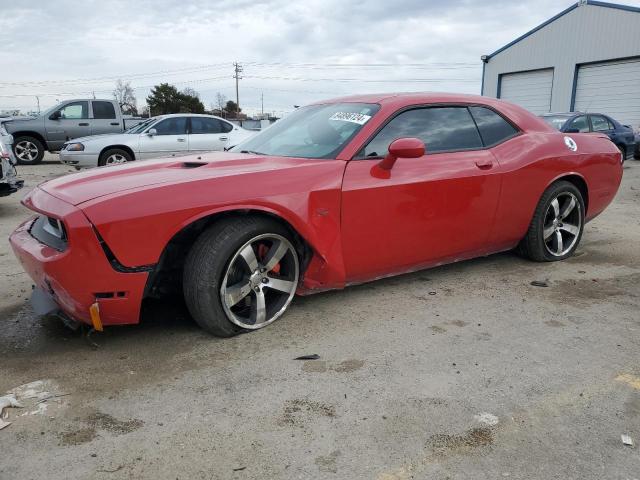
top-left (110, 122), bottom-right (120, 126)
top-left (219, 136), bottom-right (229, 141)
top-left (79, 123), bottom-right (89, 126)
top-left (475, 159), bottom-right (493, 169)
top-left (177, 138), bottom-right (186, 142)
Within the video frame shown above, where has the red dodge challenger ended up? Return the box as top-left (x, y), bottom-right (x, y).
top-left (10, 93), bottom-right (623, 337)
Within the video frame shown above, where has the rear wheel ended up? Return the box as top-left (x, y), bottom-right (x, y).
top-left (98, 148), bottom-right (132, 166)
top-left (13, 136), bottom-right (44, 165)
top-left (183, 217), bottom-right (299, 337)
top-left (518, 181), bottom-right (585, 262)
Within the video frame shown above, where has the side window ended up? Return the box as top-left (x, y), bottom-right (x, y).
top-left (591, 115), bottom-right (611, 132)
top-left (190, 117), bottom-right (223, 134)
top-left (153, 117), bottom-right (187, 135)
top-left (92, 101), bottom-right (116, 119)
top-left (361, 107), bottom-right (482, 157)
top-left (469, 106), bottom-right (518, 146)
top-left (59, 101), bottom-right (88, 119)
top-left (568, 116), bottom-right (589, 133)
top-left (221, 121), bottom-right (233, 133)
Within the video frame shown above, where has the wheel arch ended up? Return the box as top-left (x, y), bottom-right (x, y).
top-left (99, 145), bottom-right (136, 162)
top-left (143, 207), bottom-right (315, 300)
top-left (11, 131), bottom-right (47, 148)
top-left (546, 172), bottom-right (589, 215)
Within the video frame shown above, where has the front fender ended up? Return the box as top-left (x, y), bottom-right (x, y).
top-left (80, 160), bottom-right (348, 291)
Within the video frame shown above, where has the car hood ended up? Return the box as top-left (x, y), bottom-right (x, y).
top-left (39, 151), bottom-right (331, 206)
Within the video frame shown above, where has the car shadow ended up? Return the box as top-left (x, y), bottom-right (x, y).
top-left (1, 250), bottom-right (536, 357)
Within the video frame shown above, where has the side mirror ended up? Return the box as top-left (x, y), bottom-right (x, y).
top-left (49, 111), bottom-right (61, 120)
top-left (147, 128), bottom-right (157, 136)
top-left (565, 128), bottom-right (580, 133)
top-left (378, 137), bottom-right (425, 170)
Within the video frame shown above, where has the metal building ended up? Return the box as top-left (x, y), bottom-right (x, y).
top-left (481, 0), bottom-right (640, 128)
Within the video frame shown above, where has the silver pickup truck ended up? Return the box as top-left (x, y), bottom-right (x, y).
top-left (3, 99), bottom-right (145, 164)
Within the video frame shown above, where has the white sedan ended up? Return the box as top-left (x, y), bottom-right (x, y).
top-left (59, 113), bottom-right (255, 168)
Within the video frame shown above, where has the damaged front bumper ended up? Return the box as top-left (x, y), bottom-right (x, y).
top-left (10, 187), bottom-right (150, 326)
top-left (0, 156), bottom-right (24, 197)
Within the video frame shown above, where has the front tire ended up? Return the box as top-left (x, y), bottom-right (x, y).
top-left (13, 136), bottom-right (44, 165)
top-left (518, 181), bottom-right (585, 262)
top-left (183, 217), bottom-right (300, 337)
top-left (98, 148), bottom-right (132, 166)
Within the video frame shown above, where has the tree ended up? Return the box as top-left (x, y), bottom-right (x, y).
top-left (146, 83), bottom-right (205, 115)
top-left (179, 88), bottom-right (205, 114)
top-left (113, 79), bottom-right (137, 116)
top-left (225, 100), bottom-right (240, 117)
top-left (213, 92), bottom-right (227, 117)
top-left (182, 87), bottom-right (200, 99)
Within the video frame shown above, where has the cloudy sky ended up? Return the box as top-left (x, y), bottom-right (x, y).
top-left (1, 0), bottom-right (638, 116)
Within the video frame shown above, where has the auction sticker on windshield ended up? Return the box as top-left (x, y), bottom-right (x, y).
top-left (329, 112), bottom-right (372, 125)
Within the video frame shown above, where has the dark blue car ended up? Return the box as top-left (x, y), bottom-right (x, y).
top-left (540, 112), bottom-right (636, 162)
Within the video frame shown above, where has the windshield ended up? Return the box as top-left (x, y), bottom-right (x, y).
top-left (541, 115), bottom-right (571, 131)
top-left (125, 118), bottom-right (157, 134)
top-left (230, 103), bottom-right (380, 159)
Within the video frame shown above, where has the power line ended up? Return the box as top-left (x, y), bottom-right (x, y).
top-left (0, 63), bottom-right (233, 88)
top-left (243, 75), bottom-right (478, 83)
top-left (244, 61), bottom-right (478, 68)
top-left (0, 61), bottom-right (478, 88)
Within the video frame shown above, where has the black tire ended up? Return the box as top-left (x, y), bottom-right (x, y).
top-left (616, 144), bottom-right (626, 163)
top-left (13, 136), bottom-right (44, 165)
top-left (518, 180), bottom-right (585, 262)
top-left (183, 216), bottom-right (298, 337)
top-left (634, 145), bottom-right (640, 160)
top-left (98, 148), bottom-right (133, 167)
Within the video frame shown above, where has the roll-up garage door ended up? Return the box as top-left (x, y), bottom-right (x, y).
top-left (499, 69), bottom-right (554, 115)
top-left (574, 58), bottom-right (640, 128)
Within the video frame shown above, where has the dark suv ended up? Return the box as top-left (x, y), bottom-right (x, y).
top-left (540, 112), bottom-right (636, 162)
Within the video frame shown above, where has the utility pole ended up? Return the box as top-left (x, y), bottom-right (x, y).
top-left (35, 96), bottom-right (40, 114)
top-left (261, 92), bottom-right (264, 117)
top-left (233, 62), bottom-right (243, 119)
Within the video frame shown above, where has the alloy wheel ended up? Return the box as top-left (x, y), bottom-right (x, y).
top-left (15, 140), bottom-right (39, 162)
top-left (220, 233), bottom-right (299, 329)
top-left (106, 153), bottom-right (128, 164)
top-left (543, 192), bottom-right (582, 257)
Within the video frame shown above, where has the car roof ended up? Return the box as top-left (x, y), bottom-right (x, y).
top-left (309, 92), bottom-right (556, 133)
top-left (311, 92), bottom-right (505, 106)
top-left (153, 113), bottom-right (230, 120)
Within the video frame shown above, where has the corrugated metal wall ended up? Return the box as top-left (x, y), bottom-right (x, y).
top-left (574, 58), bottom-right (640, 127)
top-left (499, 69), bottom-right (554, 114)
top-left (483, 3), bottom-right (640, 114)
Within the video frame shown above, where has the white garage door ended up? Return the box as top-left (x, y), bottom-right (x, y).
top-left (499, 69), bottom-right (554, 115)
top-left (574, 58), bottom-right (640, 129)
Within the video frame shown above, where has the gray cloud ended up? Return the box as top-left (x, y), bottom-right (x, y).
top-left (1, 0), bottom-right (636, 114)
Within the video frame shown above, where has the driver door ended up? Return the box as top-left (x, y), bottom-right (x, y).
top-left (44, 101), bottom-right (90, 150)
top-left (341, 106), bottom-right (502, 282)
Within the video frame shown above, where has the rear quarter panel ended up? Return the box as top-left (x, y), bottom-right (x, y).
top-left (490, 132), bottom-right (622, 247)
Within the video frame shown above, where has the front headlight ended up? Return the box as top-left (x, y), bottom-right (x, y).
top-left (66, 143), bottom-right (85, 151)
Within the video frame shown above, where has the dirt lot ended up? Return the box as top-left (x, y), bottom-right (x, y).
top-left (1, 155), bottom-right (639, 479)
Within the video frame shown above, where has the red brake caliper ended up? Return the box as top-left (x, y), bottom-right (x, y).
top-left (258, 243), bottom-right (281, 274)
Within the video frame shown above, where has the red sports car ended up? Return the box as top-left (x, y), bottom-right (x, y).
top-left (10, 93), bottom-right (622, 337)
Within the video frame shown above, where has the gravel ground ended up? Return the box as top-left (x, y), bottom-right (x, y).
top-left (1, 155), bottom-right (639, 479)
